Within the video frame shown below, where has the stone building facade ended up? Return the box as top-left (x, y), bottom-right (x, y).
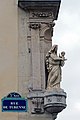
top-left (0, 1), bottom-right (66, 120)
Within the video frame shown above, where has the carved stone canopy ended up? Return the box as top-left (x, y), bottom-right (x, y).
top-left (18, 0), bottom-right (61, 20)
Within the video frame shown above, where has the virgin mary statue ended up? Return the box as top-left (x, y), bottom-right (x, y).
top-left (45, 45), bottom-right (65, 89)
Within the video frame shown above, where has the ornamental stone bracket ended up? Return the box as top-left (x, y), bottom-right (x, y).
top-left (27, 90), bottom-right (44, 114)
top-left (44, 89), bottom-right (67, 115)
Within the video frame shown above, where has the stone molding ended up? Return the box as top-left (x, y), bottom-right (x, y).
top-left (18, 0), bottom-right (61, 20)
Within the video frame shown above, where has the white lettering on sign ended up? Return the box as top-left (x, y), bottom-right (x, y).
top-left (3, 106), bottom-right (8, 109)
top-left (9, 106), bottom-right (26, 109)
top-left (10, 102), bottom-right (18, 105)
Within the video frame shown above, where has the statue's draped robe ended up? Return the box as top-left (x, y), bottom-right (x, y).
top-left (47, 54), bottom-right (61, 89)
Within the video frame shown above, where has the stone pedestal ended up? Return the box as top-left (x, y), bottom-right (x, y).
top-left (44, 89), bottom-right (67, 116)
top-left (27, 89), bottom-right (66, 119)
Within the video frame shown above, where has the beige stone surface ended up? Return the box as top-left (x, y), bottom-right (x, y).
top-left (0, 0), bottom-right (18, 120)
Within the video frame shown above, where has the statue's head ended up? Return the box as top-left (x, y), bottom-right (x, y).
top-left (61, 51), bottom-right (65, 56)
top-left (51, 45), bottom-right (58, 54)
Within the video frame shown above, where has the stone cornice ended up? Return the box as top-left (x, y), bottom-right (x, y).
top-left (18, 0), bottom-right (61, 20)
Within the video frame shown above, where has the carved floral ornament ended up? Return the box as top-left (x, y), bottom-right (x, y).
top-left (29, 23), bottom-right (41, 29)
top-left (31, 12), bottom-right (53, 18)
top-left (29, 21), bottom-right (55, 30)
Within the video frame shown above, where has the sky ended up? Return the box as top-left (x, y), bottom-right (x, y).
top-left (53, 0), bottom-right (80, 120)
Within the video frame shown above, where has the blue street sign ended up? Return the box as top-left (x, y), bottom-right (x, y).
top-left (1, 92), bottom-right (28, 112)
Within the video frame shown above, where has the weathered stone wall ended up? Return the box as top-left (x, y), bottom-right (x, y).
top-left (0, 0), bottom-right (18, 120)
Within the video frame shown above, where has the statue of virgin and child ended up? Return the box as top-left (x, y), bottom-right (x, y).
top-left (45, 45), bottom-right (67, 90)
